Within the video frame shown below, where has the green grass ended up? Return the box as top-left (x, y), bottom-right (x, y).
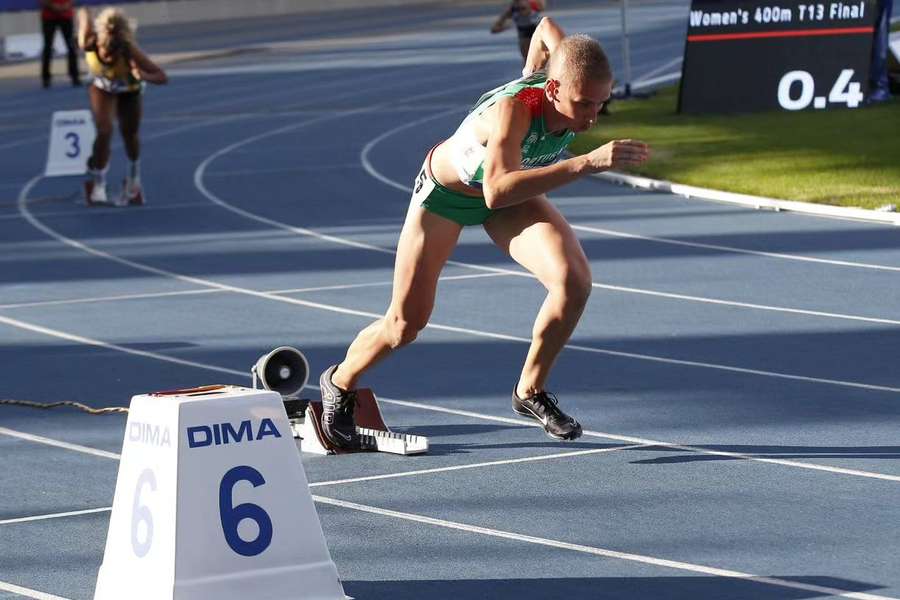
top-left (571, 87), bottom-right (900, 209)
top-left (892, 20), bottom-right (899, 32)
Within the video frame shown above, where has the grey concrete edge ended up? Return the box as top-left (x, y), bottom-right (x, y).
top-left (592, 170), bottom-right (900, 227)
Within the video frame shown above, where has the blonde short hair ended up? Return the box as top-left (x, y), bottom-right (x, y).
top-left (547, 34), bottom-right (612, 85)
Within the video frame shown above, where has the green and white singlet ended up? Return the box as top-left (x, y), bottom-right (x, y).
top-left (412, 71), bottom-right (576, 226)
top-left (448, 71), bottom-right (576, 190)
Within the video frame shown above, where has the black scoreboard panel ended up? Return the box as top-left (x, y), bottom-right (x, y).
top-left (678, 1), bottom-right (878, 114)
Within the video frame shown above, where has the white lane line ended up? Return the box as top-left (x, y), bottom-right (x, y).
top-left (0, 201), bottom-right (212, 222)
top-left (635, 56), bottom-right (683, 81)
top-left (167, 60), bottom-right (423, 116)
top-left (0, 446), bottom-right (645, 527)
top-left (589, 282), bottom-right (900, 327)
top-left (0, 507), bottom-right (112, 526)
top-left (629, 71), bottom-right (681, 92)
top-left (312, 495), bottom-right (900, 600)
top-left (0, 272), bottom-right (511, 310)
top-left (571, 223), bottom-right (900, 273)
top-left (1, 307), bottom-right (898, 484)
top-left (147, 104), bottom-right (452, 122)
top-left (0, 427), bottom-right (120, 460)
top-left (369, 396), bottom-right (900, 484)
top-left (204, 163), bottom-right (364, 177)
top-left (0, 134), bottom-right (47, 152)
top-left (0, 581), bottom-right (71, 600)
top-left (18, 175), bottom-right (900, 396)
top-left (0, 288), bottom-right (220, 309)
top-left (0, 313), bottom-right (245, 378)
top-left (309, 444), bottom-right (649, 488)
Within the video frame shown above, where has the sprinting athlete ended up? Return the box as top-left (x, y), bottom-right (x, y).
top-left (491, 0), bottom-right (546, 62)
top-left (320, 17), bottom-right (649, 449)
top-left (77, 7), bottom-right (167, 206)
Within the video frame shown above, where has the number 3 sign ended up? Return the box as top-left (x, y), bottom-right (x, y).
top-left (44, 110), bottom-right (96, 177)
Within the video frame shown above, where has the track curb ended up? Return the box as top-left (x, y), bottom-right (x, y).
top-left (593, 171), bottom-right (900, 226)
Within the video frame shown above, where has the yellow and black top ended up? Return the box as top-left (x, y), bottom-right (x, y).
top-left (84, 45), bottom-right (142, 94)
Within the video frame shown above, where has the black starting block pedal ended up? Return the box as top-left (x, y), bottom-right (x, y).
top-left (289, 389), bottom-right (428, 456)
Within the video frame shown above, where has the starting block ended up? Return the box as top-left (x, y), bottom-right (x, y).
top-left (251, 345), bottom-right (429, 457)
top-left (94, 385), bottom-right (347, 600)
top-left (286, 389), bottom-right (429, 456)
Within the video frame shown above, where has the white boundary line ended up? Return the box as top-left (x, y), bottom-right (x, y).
top-left (584, 282), bottom-right (900, 326)
top-left (0, 427), bottom-right (120, 460)
top-left (0, 272), bottom-right (511, 310)
top-left (0, 313), bottom-right (245, 378)
top-left (571, 222), bottom-right (900, 273)
top-left (0, 507), bottom-right (112, 526)
top-left (635, 56), bottom-right (682, 82)
top-left (0, 581), bottom-right (70, 600)
top-left (1, 310), bottom-right (898, 483)
top-left (311, 495), bottom-right (900, 600)
top-left (0, 201), bottom-right (212, 222)
top-left (0, 134), bottom-right (47, 152)
top-left (628, 70), bottom-right (681, 92)
top-left (596, 171), bottom-right (900, 227)
top-left (308, 443), bottom-right (649, 488)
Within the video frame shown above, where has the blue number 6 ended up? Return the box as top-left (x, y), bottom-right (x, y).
top-left (64, 132), bottom-right (80, 158)
top-left (219, 465), bottom-right (273, 557)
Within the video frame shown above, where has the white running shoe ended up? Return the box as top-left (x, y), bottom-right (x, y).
top-left (85, 180), bottom-right (109, 206)
top-left (120, 177), bottom-right (144, 206)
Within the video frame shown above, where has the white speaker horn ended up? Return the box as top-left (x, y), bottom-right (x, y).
top-left (251, 346), bottom-right (309, 399)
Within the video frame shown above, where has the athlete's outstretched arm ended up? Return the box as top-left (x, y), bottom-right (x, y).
top-left (77, 7), bottom-right (95, 50)
top-left (522, 17), bottom-right (564, 76)
top-left (482, 97), bottom-right (649, 209)
top-left (490, 3), bottom-right (514, 33)
top-left (129, 45), bottom-right (168, 84)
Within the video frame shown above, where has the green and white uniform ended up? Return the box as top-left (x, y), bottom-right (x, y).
top-left (412, 71), bottom-right (576, 226)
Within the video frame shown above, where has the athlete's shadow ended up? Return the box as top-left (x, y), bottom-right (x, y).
top-left (344, 575), bottom-right (888, 600)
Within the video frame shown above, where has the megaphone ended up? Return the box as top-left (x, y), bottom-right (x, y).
top-left (251, 346), bottom-right (309, 399)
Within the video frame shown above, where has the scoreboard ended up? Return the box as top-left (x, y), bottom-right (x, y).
top-left (678, 1), bottom-right (879, 114)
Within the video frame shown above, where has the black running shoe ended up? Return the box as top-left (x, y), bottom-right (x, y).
top-left (512, 389), bottom-right (583, 441)
top-left (319, 365), bottom-right (361, 449)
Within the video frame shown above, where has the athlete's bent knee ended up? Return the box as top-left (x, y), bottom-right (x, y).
top-left (383, 314), bottom-right (427, 349)
top-left (558, 260), bottom-right (592, 308)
